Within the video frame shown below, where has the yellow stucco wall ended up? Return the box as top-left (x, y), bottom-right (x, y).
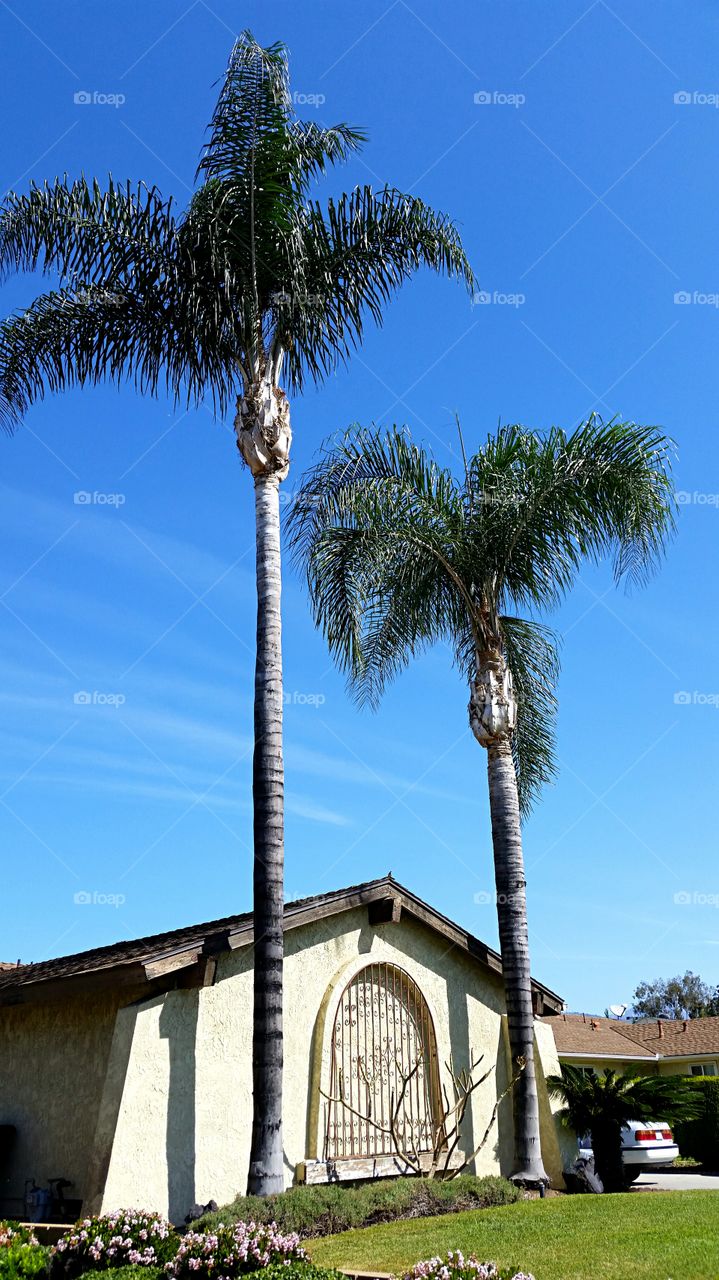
top-left (559, 1056), bottom-right (660, 1075)
top-left (533, 1024), bottom-right (577, 1180)
top-left (0, 990), bottom-right (143, 1218)
top-left (657, 1058), bottom-right (719, 1077)
top-left (98, 908), bottom-right (555, 1218)
top-left (1, 910), bottom-right (567, 1223)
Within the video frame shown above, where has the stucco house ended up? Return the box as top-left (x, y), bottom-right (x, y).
top-left (0, 876), bottom-right (569, 1223)
top-left (543, 1011), bottom-right (719, 1077)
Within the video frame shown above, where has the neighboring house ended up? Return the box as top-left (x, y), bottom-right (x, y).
top-left (0, 876), bottom-right (567, 1223)
top-left (543, 1012), bottom-right (719, 1077)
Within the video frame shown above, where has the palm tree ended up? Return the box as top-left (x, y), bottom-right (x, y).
top-left (548, 1064), bottom-right (699, 1191)
top-left (288, 418), bottom-right (675, 1184)
top-left (0, 34), bottom-right (473, 1194)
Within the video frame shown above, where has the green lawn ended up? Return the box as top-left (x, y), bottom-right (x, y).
top-left (308, 1190), bottom-right (719, 1280)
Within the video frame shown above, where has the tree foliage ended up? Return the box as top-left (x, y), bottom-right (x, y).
top-left (632, 971), bottom-right (719, 1021)
top-left (548, 1064), bottom-right (700, 1190)
top-left (0, 31), bottom-right (474, 432)
top-left (289, 418), bottom-right (675, 815)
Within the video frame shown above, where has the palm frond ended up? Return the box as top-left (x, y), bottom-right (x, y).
top-left (469, 417), bottom-right (676, 614)
top-left (0, 282), bottom-right (239, 433)
top-left (282, 187), bottom-right (475, 388)
top-left (0, 176), bottom-right (178, 286)
top-left (288, 426), bottom-right (470, 707)
top-left (500, 616), bottom-right (560, 817)
top-left (286, 121), bottom-right (366, 189)
top-left (198, 31), bottom-right (292, 185)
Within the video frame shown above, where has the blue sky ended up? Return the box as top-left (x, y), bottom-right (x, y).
top-left (0, 0), bottom-right (717, 1014)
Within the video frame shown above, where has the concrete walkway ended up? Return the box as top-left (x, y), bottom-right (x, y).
top-left (635, 1168), bottom-right (719, 1190)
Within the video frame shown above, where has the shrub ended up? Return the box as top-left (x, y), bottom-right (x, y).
top-left (264, 1267), bottom-right (341, 1280)
top-left (400, 1252), bottom-right (534, 1280)
top-left (0, 1223), bottom-right (49, 1280)
top-left (195, 1176), bottom-right (520, 1239)
top-left (76, 1271), bottom-right (162, 1280)
top-left (167, 1222), bottom-right (306, 1280)
top-left (51, 1213), bottom-right (177, 1280)
top-left (674, 1076), bottom-right (719, 1167)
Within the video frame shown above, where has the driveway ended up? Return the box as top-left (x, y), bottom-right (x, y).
top-left (635, 1167), bottom-right (719, 1190)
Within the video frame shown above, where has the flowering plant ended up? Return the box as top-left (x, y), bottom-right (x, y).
top-left (400, 1252), bottom-right (534, 1280)
top-left (0, 1222), bottom-right (47, 1280)
top-left (167, 1221), bottom-right (306, 1280)
top-left (52, 1212), bottom-right (176, 1279)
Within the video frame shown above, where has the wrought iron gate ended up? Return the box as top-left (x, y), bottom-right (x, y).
top-left (324, 962), bottom-right (441, 1160)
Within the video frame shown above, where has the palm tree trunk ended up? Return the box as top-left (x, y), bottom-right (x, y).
top-left (592, 1121), bottom-right (625, 1192)
top-left (247, 471), bottom-right (285, 1195)
top-left (486, 736), bottom-right (548, 1185)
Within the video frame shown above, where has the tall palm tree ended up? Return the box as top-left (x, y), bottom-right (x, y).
top-left (0, 34), bottom-right (473, 1193)
top-left (548, 1064), bottom-right (699, 1190)
top-left (288, 419), bottom-right (675, 1184)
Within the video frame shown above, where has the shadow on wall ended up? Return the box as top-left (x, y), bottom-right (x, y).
top-left (160, 990), bottom-right (200, 1225)
top-left (446, 981), bottom-right (477, 1164)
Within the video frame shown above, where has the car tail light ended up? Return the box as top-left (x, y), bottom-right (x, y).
top-left (634, 1130), bottom-right (656, 1142)
top-left (661, 1128), bottom-right (673, 1140)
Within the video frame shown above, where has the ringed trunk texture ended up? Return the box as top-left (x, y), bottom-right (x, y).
top-left (247, 471), bottom-right (285, 1195)
top-left (486, 737), bottom-right (548, 1184)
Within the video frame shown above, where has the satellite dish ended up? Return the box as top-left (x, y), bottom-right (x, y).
top-left (609, 1004), bottom-right (627, 1018)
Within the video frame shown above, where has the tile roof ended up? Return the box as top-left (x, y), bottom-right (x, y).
top-left (544, 1012), bottom-right (719, 1059)
top-left (0, 875), bottom-right (564, 1011)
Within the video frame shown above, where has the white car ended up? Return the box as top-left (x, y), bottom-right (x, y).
top-left (579, 1120), bottom-right (680, 1183)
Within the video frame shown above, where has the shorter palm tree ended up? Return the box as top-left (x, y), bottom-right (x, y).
top-left (548, 1064), bottom-right (700, 1191)
top-left (289, 418), bottom-right (675, 1183)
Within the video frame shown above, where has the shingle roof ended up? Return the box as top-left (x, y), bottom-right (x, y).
top-left (544, 1012), bottom-right (719, 1059)
top-left (615, 1016), bottom-right (719, 1057)
top-left (0, 879), bottom-right (376, 995)
top-left (541, 1013), bottom-right (656, 1059)
top-left (0, 875), bottom-right (564, 1012)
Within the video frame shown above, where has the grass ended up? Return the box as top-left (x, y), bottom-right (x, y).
top-left (308, 1190), bottom-right (719, 1280)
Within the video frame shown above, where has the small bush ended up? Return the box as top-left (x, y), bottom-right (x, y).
top-left (400, 1251), bottom-right (534, 1280)
top-left (167, 1222), bottom-right (306, 1280)
top-left (196, 1176), bottom-right (520, 1239)
top-left (264, 1266), bottom-right (342, 1280)
top-left (76, 1271), bottom-right (162, 1280)
top-left (0, 1223), bottom-right (49, 1280)
top-left (674, 1077), bottom-right (719, 1167)
top-left (51, 1213), bottom-right (178, 1280)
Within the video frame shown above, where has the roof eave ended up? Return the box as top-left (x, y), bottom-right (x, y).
top-left (0, 875), bottom-right (565, 1013)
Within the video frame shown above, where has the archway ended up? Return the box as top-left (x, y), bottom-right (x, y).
top-left (324, 962), bottom-right (441, 1161)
